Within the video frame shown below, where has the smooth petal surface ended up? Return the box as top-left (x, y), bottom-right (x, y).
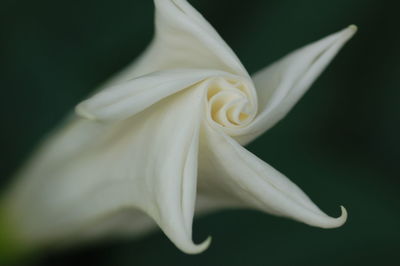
top-left (76, 69), bottom-right (232, 121)
top-left (198, 123), bottom-right (347, 228)
top-left (234, 25), bottom-right (357, 145)
top-left (6, 72), bottom-right (215, 254)
top-left (104, 0), bottom-right (249, 88)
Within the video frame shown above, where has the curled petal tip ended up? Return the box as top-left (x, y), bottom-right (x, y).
top-left (322, 205), bottom-right (348, 229)
top-left (181, 236), bottom-right (212, 255)
top-left (305, 206), bottom-right (347, 229)
top-left (337, 205), bottom-right (348, 226)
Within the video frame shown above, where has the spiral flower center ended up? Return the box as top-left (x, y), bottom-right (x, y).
top-left (204, 76), bottom-right (257, 128)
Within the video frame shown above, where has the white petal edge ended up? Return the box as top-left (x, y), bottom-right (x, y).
top-left (234, 25), bottom-right (357, 145)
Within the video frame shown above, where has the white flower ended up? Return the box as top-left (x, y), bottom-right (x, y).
top-left (3, 0), bottom-right (356, 254)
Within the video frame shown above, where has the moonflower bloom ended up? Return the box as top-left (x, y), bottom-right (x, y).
top-left (2, 0), bottom-right (356, 255)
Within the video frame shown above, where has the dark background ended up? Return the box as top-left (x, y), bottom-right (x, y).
top-left (1, 0), bottom-right (399, 265)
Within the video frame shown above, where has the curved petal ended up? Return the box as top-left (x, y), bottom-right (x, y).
top-left (198, 124), bottom-right (347, 228)
top-left (103, 0), bottom-right (249, 88)
top-left (234, 25), bottom-right (357, 145)
top-left (6, 84), bottom-right (209, 254)
top-left (76, 68), bottom-right (230, 121)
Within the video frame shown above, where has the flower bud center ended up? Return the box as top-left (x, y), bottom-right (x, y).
top-left (205, 77), bottom-right (256, 128)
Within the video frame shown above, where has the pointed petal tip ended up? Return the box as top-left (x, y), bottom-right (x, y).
top-left (348, 24), bottom-right (358, 33)
top-left (344, 24), bottom-right (357, 38)
top-left (180, 236), bottom-right (212, 255)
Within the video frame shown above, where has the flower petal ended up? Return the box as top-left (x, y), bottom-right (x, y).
top-left (6, 83), bottom-right (210, 254)
top-left (199, 124), bottom-right (347, 228)
top-left (104, 0), bottom-right (249, 87)
top-left (76, 68), bottom-right (229, 121)
top-left (234, 25), bottom-right (357, 144)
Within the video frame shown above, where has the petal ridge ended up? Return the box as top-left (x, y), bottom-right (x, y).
top-left (199, 124), bottom-right (347, 228)
top-left (102, 0), bottom-right (248, 88)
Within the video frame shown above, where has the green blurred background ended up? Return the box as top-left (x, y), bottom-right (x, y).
top-left (1, 0), bottom-right (399, 265)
